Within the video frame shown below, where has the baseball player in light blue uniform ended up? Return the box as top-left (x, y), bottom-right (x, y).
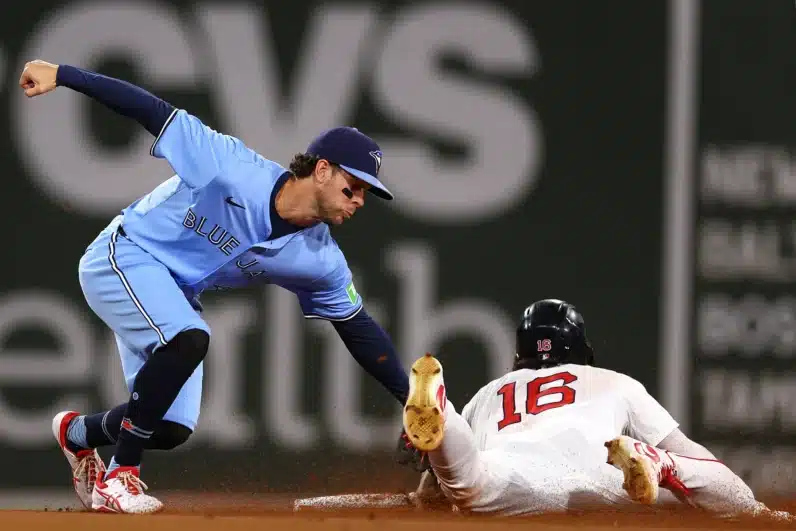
top-left (19, 59), bottom-right (409, 514)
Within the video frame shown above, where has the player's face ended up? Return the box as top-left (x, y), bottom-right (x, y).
top-left (317, 166), bottom-right (369, 225)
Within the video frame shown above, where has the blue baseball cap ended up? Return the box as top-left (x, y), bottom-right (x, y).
top-left (306, 126), bottom-right (393, 200)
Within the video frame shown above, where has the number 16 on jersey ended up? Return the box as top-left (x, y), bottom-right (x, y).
top-left (497, 372), bottom-right (578, 430)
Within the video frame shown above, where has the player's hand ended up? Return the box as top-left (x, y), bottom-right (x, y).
top-left (19, 60), bottom-right (59, 98)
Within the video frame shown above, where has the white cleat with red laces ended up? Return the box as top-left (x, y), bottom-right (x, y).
top-left (92, 466), bottom-right (164, 514)
top-left (604, 435), bottom-right (690, 505)
top-left (403, 353), bottom-right (447, 453)
top-left (52, 411), bottom-right (107, 510)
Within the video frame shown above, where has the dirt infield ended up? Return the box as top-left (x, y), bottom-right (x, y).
top-left (1, 494), bottom-right (795, 531)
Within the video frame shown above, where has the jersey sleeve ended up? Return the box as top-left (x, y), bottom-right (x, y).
top-left (151, 109), bottom-right (243, 189)
top-left (297, 263), bottom-right (363, 321)
top-left (623, 378), bottom-right (679, 446)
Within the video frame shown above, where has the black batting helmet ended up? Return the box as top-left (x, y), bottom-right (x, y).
top-left (513, 299), bottom-right (595, 371)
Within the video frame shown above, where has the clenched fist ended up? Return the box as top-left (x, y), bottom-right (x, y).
top-left (19, 60), bottom-right (59, 98)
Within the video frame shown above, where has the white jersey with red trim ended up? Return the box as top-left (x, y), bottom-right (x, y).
top-left (427, 363), bottom-right (776, 517)
top-left (461, 364), bottom-right (678, 455)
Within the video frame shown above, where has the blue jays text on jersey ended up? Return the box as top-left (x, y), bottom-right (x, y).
top-left (93, 109), bottom-right (362, 321)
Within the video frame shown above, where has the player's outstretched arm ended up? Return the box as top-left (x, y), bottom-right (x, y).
top-left (331, 307), bottom-right (409, 405)
top-left (20, 60), bottom-right (174, 137)
top-left (297, 259), bottom-right (409, 405)
top-left (19, 59), bottom-right (239, 189)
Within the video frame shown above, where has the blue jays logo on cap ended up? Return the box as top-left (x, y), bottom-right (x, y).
top-left (305, 127), bottom-right (393, 200)
top-left (369, 150), bottom-right (382, 172)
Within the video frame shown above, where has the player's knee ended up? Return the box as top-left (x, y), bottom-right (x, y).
top-left (170, 328), bottom-right (210, 365)
top-left (149, 420), bottom-right (193, 450)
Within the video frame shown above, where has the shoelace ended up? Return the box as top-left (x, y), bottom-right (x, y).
top-left (73, 454), bottom-right (98, 487)
top-left (657, 461), bottom-right (676, 483)
top-left (657, 453), bottom-right (694, 505)
top-left (116, 471), bottom-right (149, 495)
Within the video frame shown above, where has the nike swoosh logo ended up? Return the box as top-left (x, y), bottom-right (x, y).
top-left (225, 196), bottom-right (245, 209)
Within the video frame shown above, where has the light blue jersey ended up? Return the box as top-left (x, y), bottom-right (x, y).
top-left (112, 109), bottom-right (361, 321)
top-left (60, 63), bottom-right (406, 439)
top-left (79, 109), bottom-right (364, 429)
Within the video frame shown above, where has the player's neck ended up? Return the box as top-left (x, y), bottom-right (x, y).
top-left (274, 176), bottom-right (321, 226)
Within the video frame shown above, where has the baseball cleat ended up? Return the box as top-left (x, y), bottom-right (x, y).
top-left (605, 435), bottom-right (685, 505)
top-left (403, 353), bottom-right (447, 452)
top-left (52, 411), bottom-right (107, 510)
top-left (92, 466), bottom-right (163, 514)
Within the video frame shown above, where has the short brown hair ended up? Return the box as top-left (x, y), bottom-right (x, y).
top-left (288, 153), bottom-right (320, 178)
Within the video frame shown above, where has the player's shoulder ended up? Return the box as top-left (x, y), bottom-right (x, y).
top-left (493, 364), bottom-right (644, 390)
top-left (195, 125), bottom-right (288, 184)
top-left (171, 109), bottom-right (268, 166)
top-left (228, 147), bottom-right (288, 183)
top-left (574, 365), bottom-right (651, 402)
top-left (574, 364), bottom-right (633, 378)
top-left (570, 364), bottom-right (645, 386)
top-left (223, 156), bottom-right (288, 202)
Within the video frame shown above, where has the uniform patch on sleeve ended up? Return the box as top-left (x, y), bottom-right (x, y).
top-left (346, 281), bottom-right (359, 304)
